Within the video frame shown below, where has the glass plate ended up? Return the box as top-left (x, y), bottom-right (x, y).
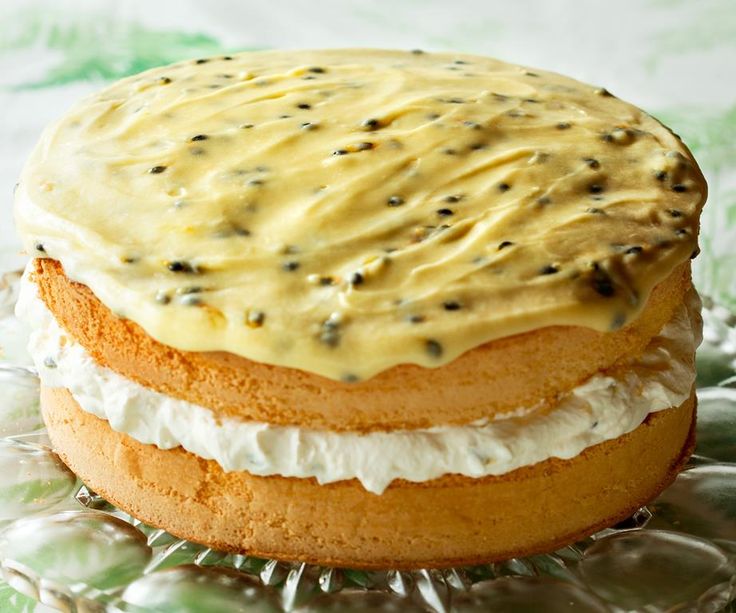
top-left (0, 269), bottom-right (734, 613)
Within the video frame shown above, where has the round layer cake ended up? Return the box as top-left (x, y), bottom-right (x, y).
top-left (14, 49), bottom-right (706, 568)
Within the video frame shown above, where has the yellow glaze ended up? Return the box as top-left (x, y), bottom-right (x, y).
top-left (15, 49), bottom-right (706, 381)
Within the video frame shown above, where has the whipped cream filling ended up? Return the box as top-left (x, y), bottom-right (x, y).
top-left (18, 269), bottom-right (701, 494)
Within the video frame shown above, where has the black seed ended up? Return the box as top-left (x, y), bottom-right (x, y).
top-left (239, 123), bottom-right (254, 129)
top-left (537, 196), bottom-right (552, 206)
top-left (297, 103), bottom-right (311, 109)
top-left (444, 194), bottom-right (462, 203)
top-left (341, 373), bottom-right (360, 383)
top-left (248, 179), bottom-right (265, 187)
top-left (625, 246), bottom-right (643, 255)
top-left (190, 134), bottom-right (208, 142)
top-left (320, 330), bottom-right (340, 347)
top-left (411, 49), bottom-right (425, 54)
top-left (498, 241), bottom-right (514, 250)
top-left (675, 228), bottom-right (689, 236)
top-left (222, 56), bottom-right (233, 60)
top-left (159, 77), bottom-right (172, 84)
top-left (525, 71), bottom-right (539, 77)
top-left (540, 265), bottom-right (559, 275)
top-left (350, 272), bottom-right (364, 285)
top-left (442, 148), bottom-right (458, 155)
top-left (167, 260), bottom-right (195, 273)
top-left (308, 66), bottom-right (326, 73)
top-left (179, 286), bottom-right (202, 295)
top-left (361, 118), bottom-right (382, 130)
top-left (556, 122), bottom-right (572, 130)
top-left (319, 276), bottom-right (334, 286)
top-left (279, 114), bottom-right (292, 119)
top-left (181, 294), bottom-right (202, 306)
top-left (149, 165), bottom-right (167, 174)
top-left (454, 59), bottom-right (468, 65)
top-left (589, 184), bottom-right (604, 194)
top-left (407, 314), bottom-right (426, 324)
top-left (282, 261), bottom-right (300, 271)
top-left (610, 313), bottom-right (627, 330)
top-left (333, 149), bottom-right (348, 156)
top-left (584, 158), bottom-right (600, 169)
top-left (387, 195), bottom-right (405, 207)
top-left (247, 310), bottom-right (266, 327)
top-left (595, 87), bottom-right (613, 97)
top-left (122, 256), bottom-right (137, 264)
top-left (591, 268), bottom-right (615, 297)
top-left (601, 133), bottom-right (615, 143)
top-left (443, 300), bottom-right (461, 311)
top-left (195, 58), bottom-right (209, 64)
top-left (690, 247), bottom-right (701, 259)
top-left (35, 242), bottom-right (45, 252)
top-left (447, 98), bottom-right (465, 104)
top-left (498, 183), bottom-right (511, 192)
top-left (469, 142), bottom-right (486, 150)
top-left (155, 291), bottom-right (171, 305)
top-left (672, 184), bottom-right (687, 192)
top-left (425, 339), bottom-right (443, 358)
top-left (301, 122), bottom-right (318, 130)
top-left (356, 142), bottom-right (374, 151)
top-left (655, 170), bottom-right (668, 181)
top-left (436, 208), bottom-right (454, 217)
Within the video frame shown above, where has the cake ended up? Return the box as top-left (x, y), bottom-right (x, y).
top-left (14, 49), bottom-right (706, 569)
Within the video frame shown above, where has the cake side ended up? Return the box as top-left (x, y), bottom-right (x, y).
top-left (30, 257), bottom-right (693, 430)
top-left (41, 386), bottom-right (696, 569)
top-left (20, 263), bottom-right (701, 494)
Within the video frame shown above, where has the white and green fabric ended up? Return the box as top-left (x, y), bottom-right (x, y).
top-left (0, 1), bottom-right (734, 611)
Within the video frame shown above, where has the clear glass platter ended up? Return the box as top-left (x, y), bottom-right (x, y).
top-left (0, 268), bottom-right (734, 612)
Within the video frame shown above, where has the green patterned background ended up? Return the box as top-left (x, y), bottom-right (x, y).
top-left (0, 2), bottom-right (734, 610)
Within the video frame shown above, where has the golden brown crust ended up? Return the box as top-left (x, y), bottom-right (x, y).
top-left (42, 386), bottom-right (696, 569)
top-left (34, 258), bottom-right (691, 431)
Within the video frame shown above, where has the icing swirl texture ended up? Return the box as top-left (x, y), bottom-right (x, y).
top-left (15, 49), bottom-right (706, 380)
